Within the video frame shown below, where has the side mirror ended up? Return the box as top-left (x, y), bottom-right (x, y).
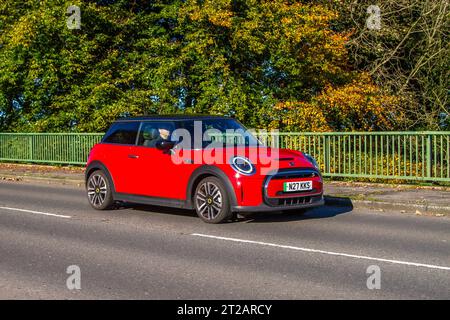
top-left (156, 140), bottom-right (175, 151)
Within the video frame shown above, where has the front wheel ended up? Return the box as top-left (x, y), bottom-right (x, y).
top-left (86, 170), bottom-right (114, 210)
top-left (194, 177), bottom-right (232, 223)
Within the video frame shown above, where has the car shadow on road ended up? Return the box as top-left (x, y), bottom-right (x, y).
top-left (115, 202), bottom-right (198, 218)
top-left (114, 197), bottom-right (353, 224)
top-left (240, 203), bottom-right (353, 223)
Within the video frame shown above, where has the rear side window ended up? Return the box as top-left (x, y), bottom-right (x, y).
top-left (102, 122), bottom-right (140, 145)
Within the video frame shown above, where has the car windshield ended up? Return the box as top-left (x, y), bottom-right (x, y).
top-left (176, 118), bottom-right (261, 149)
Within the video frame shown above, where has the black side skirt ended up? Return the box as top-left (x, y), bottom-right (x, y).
top-left (114, 193), bottom-right (193, 210)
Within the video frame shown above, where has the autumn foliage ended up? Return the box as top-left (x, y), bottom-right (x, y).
top-left (0, 0), bottom-right (417, 132)
top-left (275, 73), bottom-right (402, 132)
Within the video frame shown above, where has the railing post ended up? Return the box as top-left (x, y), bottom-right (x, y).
top-left (29, 135), bottom-right (33, 161)
top-left (324, 136), bottom-right (330, 174)
top-left (426, 134), bottom-right (432, 179)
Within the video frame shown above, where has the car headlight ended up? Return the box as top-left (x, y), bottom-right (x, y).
top-left (303, 153), bottom-right (320, 171)
top-left (230, 156), bottom-right (256, 175)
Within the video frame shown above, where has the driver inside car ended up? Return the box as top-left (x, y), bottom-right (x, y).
top-left (141, 124), bottom-right (172, 148)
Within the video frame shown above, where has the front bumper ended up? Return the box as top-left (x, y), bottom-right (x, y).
top-left (232, 194), bottom-right (324, 213)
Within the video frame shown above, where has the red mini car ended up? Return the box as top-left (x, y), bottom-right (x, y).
top-left (85, 116), bottom-right (324, 223)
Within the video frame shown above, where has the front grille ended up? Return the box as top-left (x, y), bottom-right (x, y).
top-left (263, 168), bottom-right (322, 207)
top-left (266, 195), bottom-right (322, 207)
top-left (276, 188), bottom-right (318, 196)
top-left (271, 168), bottom-right (319, 180)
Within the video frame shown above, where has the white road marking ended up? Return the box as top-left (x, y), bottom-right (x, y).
top-left (0, 206), bottom-right (72, 219)
top-left (191, 233), bottom-right (450, 271)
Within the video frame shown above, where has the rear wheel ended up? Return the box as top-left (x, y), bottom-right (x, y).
top-left (194, 177), bottom-right (232, 223)
top-left (87, 170), bottom-right (114, 210)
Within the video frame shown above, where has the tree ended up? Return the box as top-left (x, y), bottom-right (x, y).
top-left (0, 0), bottom-right (181, 132)
top-left (0, 0), bottom-right (422, 132)
top-left (176, 0), bottom-right (354, 129)
top-left (275, 73), bottom-right (402, 132)
top-left (327, 0), bottom-right (449, 130)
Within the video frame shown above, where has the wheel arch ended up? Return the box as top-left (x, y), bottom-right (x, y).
top-left (85, 161), bottom-right (116, 193)
top-left (186, 166), bottom-right (238, 209)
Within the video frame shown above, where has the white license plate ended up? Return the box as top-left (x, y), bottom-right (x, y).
top-left (283, 181), bottom-right (313, 192)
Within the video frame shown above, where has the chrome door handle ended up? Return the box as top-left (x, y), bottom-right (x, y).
top-left (128, 154), bottom-right (139, 159)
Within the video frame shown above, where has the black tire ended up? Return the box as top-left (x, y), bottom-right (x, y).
top-left (194, 176), bottom-right (232, 223)
top-left (86, 170), bottom-right (114, 210)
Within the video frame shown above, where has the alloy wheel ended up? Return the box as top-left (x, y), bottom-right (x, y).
top-left (87, 174), bottom-right (108, 207)
top-left (195, 181), bottom-right (223, 220)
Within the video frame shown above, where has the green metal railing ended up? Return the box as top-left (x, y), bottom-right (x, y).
top-left (0, 132), bottom-right (449, 182)
top-left (0, 133), bottom-right (103, 165)
top-left (259, 132), bottom-right (450, 182)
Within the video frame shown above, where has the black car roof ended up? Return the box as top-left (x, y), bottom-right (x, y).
top-left (115, 115), bottom-right (231, 122)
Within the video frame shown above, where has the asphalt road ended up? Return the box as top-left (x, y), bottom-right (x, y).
top-left (0, 180), bottom-right (449, 299)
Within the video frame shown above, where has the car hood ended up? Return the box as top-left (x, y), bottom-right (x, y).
top-left (210, 146), bottom-right (315, 169)
top-left (251, 147), bottom-right (314, 169)
top-left (177, 146), bottom-right (316, 171)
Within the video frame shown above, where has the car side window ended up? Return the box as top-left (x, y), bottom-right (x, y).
top-left (137, 121), bottom-right (176, 148)
top-left (102, 122), bottom-right (140, 145)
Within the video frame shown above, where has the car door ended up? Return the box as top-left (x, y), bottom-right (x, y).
top-left (130, 121), bottom-right (187, 199)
